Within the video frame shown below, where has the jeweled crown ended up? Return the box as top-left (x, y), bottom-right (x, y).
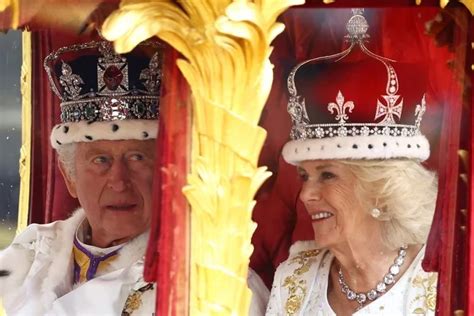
top-left (44, 40), bottom-right (162, 124)
top-left (282, 9), bottom-right (430, 164)
top-left (287, 9), bottom-right (426, 141)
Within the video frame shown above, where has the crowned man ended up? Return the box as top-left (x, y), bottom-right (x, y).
top-left (0, 38), bottom-right (161, 315)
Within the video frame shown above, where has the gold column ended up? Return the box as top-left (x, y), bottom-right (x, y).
top-left (102, 0), bottom-right (303, 314)
top-left (18, 31), bottom-right (32, 232)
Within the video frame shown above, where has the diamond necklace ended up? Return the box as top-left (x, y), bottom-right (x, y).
top-left (337, 245), bottom-right (408, 310)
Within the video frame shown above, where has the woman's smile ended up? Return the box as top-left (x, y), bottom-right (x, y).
top-left (310, 211), bottom-right (334, 221)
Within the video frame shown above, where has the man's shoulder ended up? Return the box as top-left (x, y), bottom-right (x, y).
top-left (11, 208), bottom-right (84, 243)
top-left (0, 208), bottom-right (85, 298)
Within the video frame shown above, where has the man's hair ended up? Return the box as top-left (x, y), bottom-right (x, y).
top-left (340, 159), bottom-right (437, 250)
top-left (56, 143), bottom-right (77, 179)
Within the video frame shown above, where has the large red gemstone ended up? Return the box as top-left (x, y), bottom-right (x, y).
top-left (103, 65), bottom-right (124, 91)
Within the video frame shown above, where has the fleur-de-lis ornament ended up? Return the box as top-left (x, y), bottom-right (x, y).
top-left (59, 62), bottom-right (84, 99)
top-left (328, 91), bottom-right (354, 124)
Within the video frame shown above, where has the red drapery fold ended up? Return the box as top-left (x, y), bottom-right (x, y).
top-left (143, 46), bottom-right (191, 316)
top-left (468, 15), bottom-right (474, 315)
top-left (30, 30), bottom-right (81, 224)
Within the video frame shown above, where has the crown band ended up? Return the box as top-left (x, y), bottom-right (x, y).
top-left (60, 96), bottom-right (158, 123)
top-left (291, 123), bottom-right (420, 140)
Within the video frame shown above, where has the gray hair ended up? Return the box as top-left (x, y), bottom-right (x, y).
top-left (340, 159), bottom-right (437, 250)
top-left (56, 143), bottom-right (77, 179)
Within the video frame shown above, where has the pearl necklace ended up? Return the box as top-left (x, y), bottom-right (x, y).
top-left (337, 245), bottom-right (408, 310)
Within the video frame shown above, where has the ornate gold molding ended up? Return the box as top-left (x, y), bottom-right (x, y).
top-left (102, 0), bottom-right (302, 314)
top-left (18, 31), bottom-right (31, 232)
top-left (416, 0), bottom-right (474, 15)
top-left (458, 0), bottom-right (474, 15)
top-left (0, 0), bottom-right (20, 28)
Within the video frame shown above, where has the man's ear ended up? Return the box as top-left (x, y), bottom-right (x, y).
top-left (58, 161), bottom-right (78, 198)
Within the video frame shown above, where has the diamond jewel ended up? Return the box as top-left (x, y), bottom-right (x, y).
top-left (315, 127), bottom-right (324, 138)
top-left (367, 290), bottom-right (378, 300)
top-left (395, 256), bottom-right (404, 265)
top-left (399, 249), bottom-right (407, 257)
top-left (356, 293), bottom-right (367, 304)
top-left (338, 126), bottom-right (348, 137)
top-left (376, 282), bottom-right (386, 293)
top-left (101, 99), bottom-right (128, 121)
top-left (360, 126), bottom-right (370, 136)
top-left (72, 109), bottom-right (81, 121)
top-left (389, 264), bottom-right (400, 275)
top-left (384, 274), bottom-right (395, 285)
top-left (347, 290), bottom-right (356, 300)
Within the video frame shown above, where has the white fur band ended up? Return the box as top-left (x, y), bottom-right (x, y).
top-left (50, 119), bottom-right (158, 149)
top-left (282, 134), bottom-right (430, 165)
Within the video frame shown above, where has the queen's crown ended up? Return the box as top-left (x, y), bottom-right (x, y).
top-left (286, 9), bottom-right (426, 141)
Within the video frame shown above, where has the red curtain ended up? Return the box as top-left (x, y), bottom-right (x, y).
top-left (143, 46), bottom-right (192, 316)
top-left (29, 30), bottom-right (84, 224)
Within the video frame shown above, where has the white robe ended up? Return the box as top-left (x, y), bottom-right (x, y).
top-left (0, 209), bottom-right (270, 315)
top-left (0, 209), bottom-right (155, 315)
top-left (266, 241), bottom-right (437, 316)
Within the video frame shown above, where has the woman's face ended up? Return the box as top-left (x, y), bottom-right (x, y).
top-left (298, 160), bottom-right (378, 248)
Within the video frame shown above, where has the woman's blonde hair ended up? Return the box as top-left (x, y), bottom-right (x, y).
top-left (340, 159), bottom-right (437, 250)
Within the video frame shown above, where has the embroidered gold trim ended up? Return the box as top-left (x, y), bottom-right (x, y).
top-left (122, 283), bottom-right (154, 316)
top-left (412, 272), bottom-right (437, 314)
top-left (283, 249), bottom-right (321, 315)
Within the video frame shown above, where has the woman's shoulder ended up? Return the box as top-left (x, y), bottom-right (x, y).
top-left (276, 240), bottom-right (327, 272)
top-left (289, 240), bottom-right (327, 260)
top-left (268, 241), bottom-right (329, 315)
top-left (405, 246), bottom-right (437, 315)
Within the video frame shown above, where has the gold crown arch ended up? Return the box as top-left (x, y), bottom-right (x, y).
top-left (101, 0), bottom-right (303, 314)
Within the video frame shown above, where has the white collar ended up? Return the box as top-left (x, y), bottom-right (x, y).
top-left (74, 218), bottom-right (123, 256)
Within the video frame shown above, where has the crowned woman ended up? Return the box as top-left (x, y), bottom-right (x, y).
top-left (266, 9), bottom-right (437, 316)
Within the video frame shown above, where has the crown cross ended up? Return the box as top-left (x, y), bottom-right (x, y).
top-left (328, 91), bottom-right (354, 124)
top-left (374, 94), bottom-right (403, 125)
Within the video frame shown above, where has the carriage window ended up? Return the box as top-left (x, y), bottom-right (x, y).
top-left (0, 31), bottom-right (22, 249)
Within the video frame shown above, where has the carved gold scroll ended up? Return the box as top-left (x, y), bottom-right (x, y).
top-left (101, 0), bottom-right (303, 314)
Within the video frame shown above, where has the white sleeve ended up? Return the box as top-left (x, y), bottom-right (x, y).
top-left (0, 225), bottom-right (39, 297)
top-left (264, 265), bottom-right (284, 316)
top-left (248, 267), bottom-right (270, 316)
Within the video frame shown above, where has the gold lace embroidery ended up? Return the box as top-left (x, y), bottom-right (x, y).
top-left (283, 249), bottom-right (320, 315)
top-left (412, 272), bottom-right (437, 314)
top-left (122, 283), bottom-right (154, 316)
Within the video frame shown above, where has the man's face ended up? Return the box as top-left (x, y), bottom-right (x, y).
top-left (61, 139), bottom-right (156, 247)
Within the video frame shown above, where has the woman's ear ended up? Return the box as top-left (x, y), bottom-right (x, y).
top-left (58, 161), bottom-right (78, 198)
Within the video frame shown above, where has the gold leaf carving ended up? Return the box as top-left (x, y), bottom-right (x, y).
top-left (102, 0), bottom-right (304, 314)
